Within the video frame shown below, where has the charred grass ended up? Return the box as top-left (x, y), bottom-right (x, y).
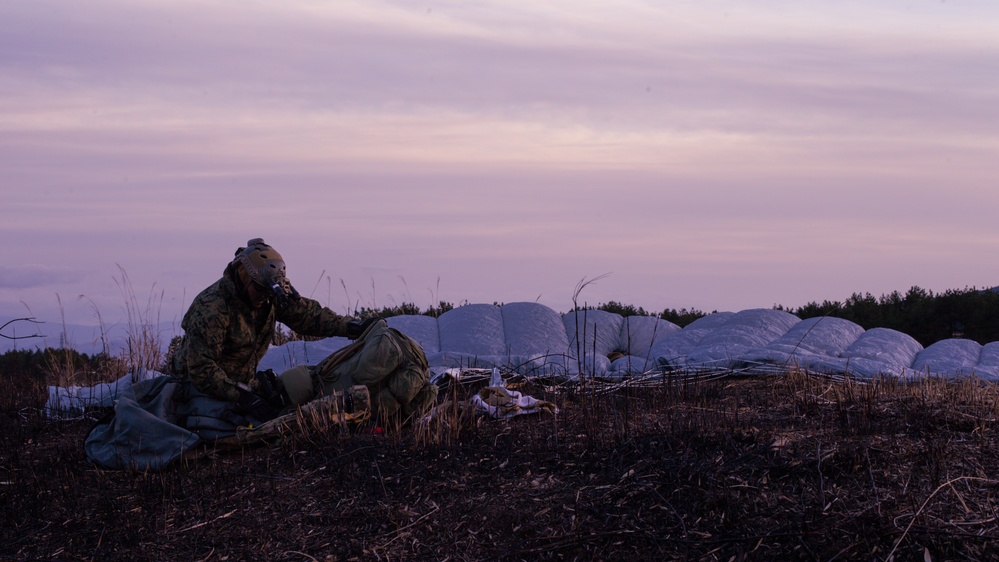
top-left (5, 369), bottom-right (999, 561)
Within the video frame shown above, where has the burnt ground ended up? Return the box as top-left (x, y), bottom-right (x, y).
top-left (4, 370), bottom-right (999, 561)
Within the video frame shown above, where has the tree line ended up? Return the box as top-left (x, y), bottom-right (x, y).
top-left (779, 286), bottom-right (999, 347)
top-left (597, 286), bottom-right (999, 348)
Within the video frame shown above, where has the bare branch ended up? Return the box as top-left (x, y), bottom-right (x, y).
top-left (0, 317), bottom-right (45, 340)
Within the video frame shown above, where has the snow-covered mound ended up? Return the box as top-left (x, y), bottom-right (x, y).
top-left (259, 302), bottom-right (999, 381)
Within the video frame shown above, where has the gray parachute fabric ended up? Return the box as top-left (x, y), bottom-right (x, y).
top-left (685, 309), bottom-right (801, 368)
top-left (912, 339), bottom-right (999, 381)
top-left (45, 368), bottom-right (160, 418)
top-left (261, 303), bottom-right (968, 381)
top-left (563, 309), bottom-right (624, 376)
top-left (83, 376), bottom-right (255, 471)
top-left (435, 304), bottom-right (507, 370)
top-left (387, 314), bottom-right (441, 355)
top-left (611, 315), bottom-right (683, 376)
top-left (83, 375), bottom-right (371, 471)
top-left (500, 302), bottom-right (571, 375)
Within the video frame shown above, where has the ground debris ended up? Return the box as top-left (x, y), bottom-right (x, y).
top-left (4, 372), bottom-right (999, 560)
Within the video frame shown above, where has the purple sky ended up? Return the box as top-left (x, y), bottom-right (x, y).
top-left (3, 1), bottom-right (999, 337)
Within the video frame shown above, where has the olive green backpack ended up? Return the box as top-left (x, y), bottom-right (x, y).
top-left (313, 319), bottom-right (438, 425)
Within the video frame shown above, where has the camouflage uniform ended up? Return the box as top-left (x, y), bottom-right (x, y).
top-left (167, 261), bottom-right (352, 402)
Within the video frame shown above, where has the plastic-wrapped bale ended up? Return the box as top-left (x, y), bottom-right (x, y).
top-left (685, 309), bottom-right (800, 370)
top-left (738, 316), bottom-right (866, 374)
top-left (610, 316), bottom-right (682, 376)
top-left (562, 309), bottom-right (624, 377)
top-left (648, 312), bottom-right (736, 370)
top-left (840, 327), bottom-right (923, 379)
top-left (501, 302), bottom-right (571, 376)
top-left (912, 338), bottom-right (993, 380)
top-left (435, 304), bottom-right (507, 370)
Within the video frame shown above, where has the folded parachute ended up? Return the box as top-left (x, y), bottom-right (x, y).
top-left (260, 303), bottom-right (999, 382)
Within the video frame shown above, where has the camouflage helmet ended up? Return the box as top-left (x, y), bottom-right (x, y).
top-left (233, 238), bottom-right (286, 288)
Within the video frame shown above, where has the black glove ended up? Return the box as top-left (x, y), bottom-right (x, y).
top-left (347, 317), bottom-right (382, 340)
top-left (255, 369), bottom-right (281, 398)
top-left (235, 371), bottom-right (289, 421)
top-left (269, 278), bottom-right (301, 310)
top-left (256, 370), bottom-right (291, 408)
top-left (236, 388), bottom-right (282, 422)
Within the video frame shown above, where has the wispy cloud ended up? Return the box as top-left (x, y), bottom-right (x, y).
top-left (2, 0), bottom-right (998, 324)
top-left (0, 266), bottom-right (81, 289)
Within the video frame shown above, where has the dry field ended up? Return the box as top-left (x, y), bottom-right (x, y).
top-left (4, 368), bottom-right (999, 561)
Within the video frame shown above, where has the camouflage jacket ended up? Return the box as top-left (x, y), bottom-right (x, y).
top-left (167, 262), bottom-right (353, 401)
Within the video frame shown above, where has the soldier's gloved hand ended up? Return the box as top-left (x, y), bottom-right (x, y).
top-left (347, 317), bottom-right (382, 340)
top-left (254, 369), bottom-right (280, 397)
top-left (270, 277), bottom-right (301, 309)
top-left (254, 370), bottom-right (290, 411)
top-left (235, 387), bottom-right (282, 422)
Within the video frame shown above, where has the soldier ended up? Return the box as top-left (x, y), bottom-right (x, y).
top-left (167, 238), bottom-right (375, 420)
